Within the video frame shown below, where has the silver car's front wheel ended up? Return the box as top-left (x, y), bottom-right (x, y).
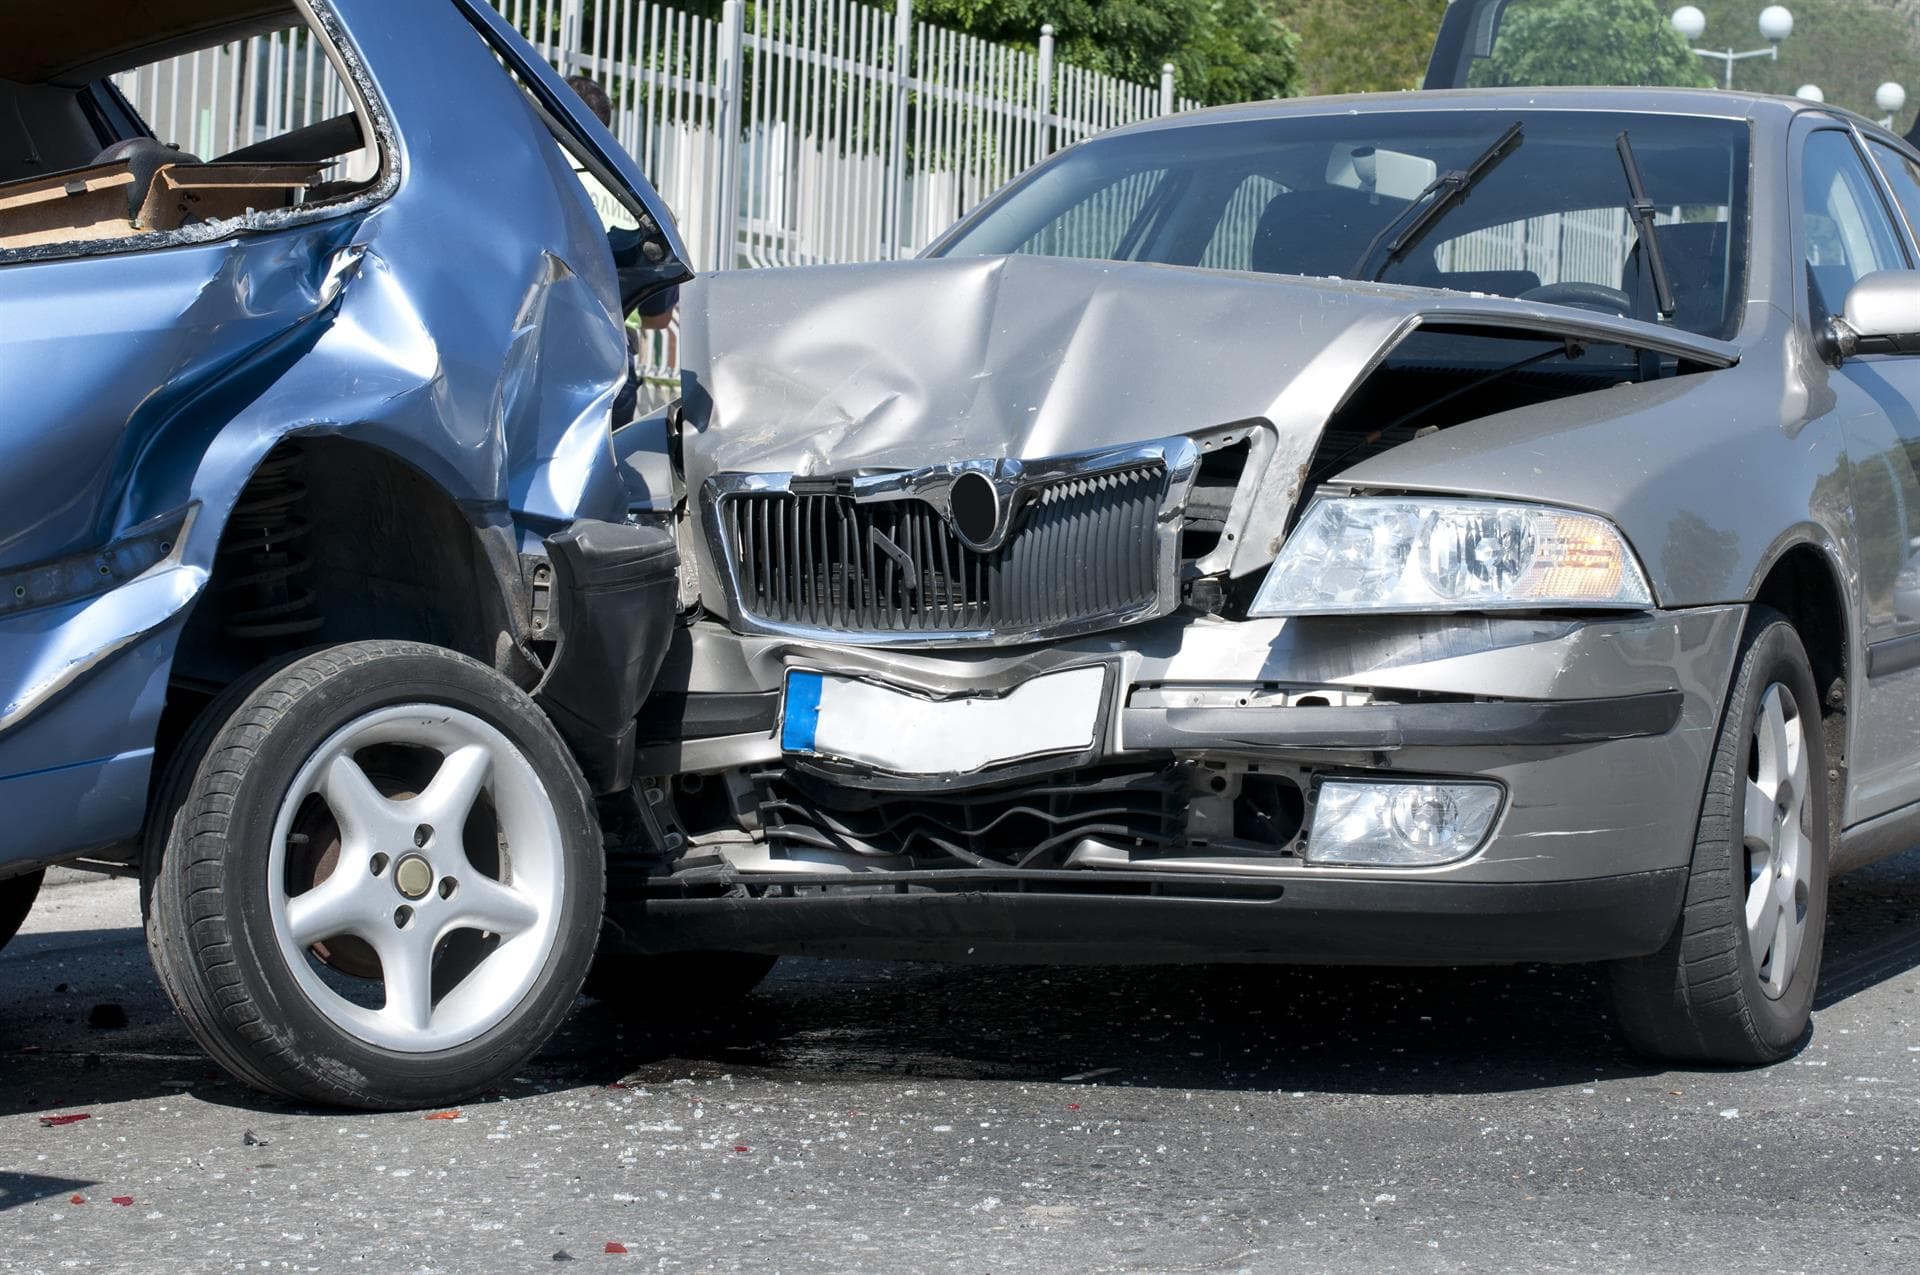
top-left (146, 642), bottom-right (604, 1110)
top-left (1743, 684), bottom-right (1813, 1000)
top-left (1609, 608), bottom-right (1829, 1065)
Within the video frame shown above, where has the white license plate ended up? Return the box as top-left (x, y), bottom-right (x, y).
top-left (781, 666), bottom-right (1107, 775)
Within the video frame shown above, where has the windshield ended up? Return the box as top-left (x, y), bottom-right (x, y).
top-left (932, 110), bottom-right (1751, 340)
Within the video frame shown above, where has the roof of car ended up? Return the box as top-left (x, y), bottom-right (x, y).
top-left (1110, 85), bottom-right (1879, 139)
top-left (1, 1), bottom-right (296, 86)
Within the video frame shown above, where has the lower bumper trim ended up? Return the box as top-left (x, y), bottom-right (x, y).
top-left (611, 866), bottom-right (1687, 966)
top-left (1122, 690), bottom-right (1683, 754)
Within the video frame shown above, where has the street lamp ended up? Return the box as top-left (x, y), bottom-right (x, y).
top-left (1877, 81), bottom-right (1908, 129)
top-left (1671, 5), bottom-right (1794, 91)
top-left (1795, 84), bottom-right (1825, 102)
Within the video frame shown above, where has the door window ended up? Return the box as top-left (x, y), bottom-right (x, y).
top-left (1868, 140), bottom-right (1920, 250)
top-left (1800, 131), bottom-right (1908, 320)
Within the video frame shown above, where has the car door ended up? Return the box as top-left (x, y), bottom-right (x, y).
top-left (1797, 126), bottom-right (1920, 822)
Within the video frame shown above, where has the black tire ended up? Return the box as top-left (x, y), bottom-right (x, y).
top-left (0, 869), bottom-right (43, 952)
top-left (1607, 607), bottom-right (1830, 1065)
top-left (144, 641), bottom-right (605, 1110)
top-left (585, 950), bottom-right (777, 1019)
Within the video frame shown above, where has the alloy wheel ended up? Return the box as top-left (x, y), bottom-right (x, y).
top-left (1744, 683), bottom-right (1812, 1000)
top-left (266, 704), bottom-right (566, 1051)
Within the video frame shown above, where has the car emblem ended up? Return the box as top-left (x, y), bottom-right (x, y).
top-left (947, 470), bottom-right (1002, 551)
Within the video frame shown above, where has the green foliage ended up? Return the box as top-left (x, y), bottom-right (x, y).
top-left (1683, 1), bottom-right (1920, 132)
top-left (1469, 0), bottom-right (1713, 89)
top-left (909, 0), bottom-right (1299, 105)
top-left (1276, 0), bottom-right (1448, 96)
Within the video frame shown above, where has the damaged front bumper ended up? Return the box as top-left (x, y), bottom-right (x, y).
top-left (622, 603), bottom-right (1746, 965)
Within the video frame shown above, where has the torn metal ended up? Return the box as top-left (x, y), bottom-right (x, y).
top-left (0, 0), bottom-right (691, 869)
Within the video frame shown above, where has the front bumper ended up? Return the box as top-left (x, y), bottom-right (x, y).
top-left (612, 865), bottom-right (1690, 965)
top-left (641, 604), bottom-right (1745, 887)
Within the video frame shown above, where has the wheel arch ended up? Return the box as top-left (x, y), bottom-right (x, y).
top-left (1749, 539), bottom-right (1851, 784)
top-left (153, 436), bottom-right (539, 820)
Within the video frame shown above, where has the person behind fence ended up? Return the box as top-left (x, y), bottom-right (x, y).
top-left (565, 74), bottom-right (678, 337)
top-left (563, 75), bottom-right (677, 428)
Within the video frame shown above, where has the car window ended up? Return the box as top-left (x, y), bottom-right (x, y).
top-left (936, 110), bottom-right (1752, 339)
top-left (1801, 130), bottom-right (1908, 319)
top-left (1459, 0), bottom-right (1710, 90)
top-left (1868, 140), bottom-right (1920, 248)
top-left (1199, 175), bottom-right (1288, 272)
top-left (1015, 169), bottom-right (1173, 261)
top-left (0, 18), bottom-right (382, 257)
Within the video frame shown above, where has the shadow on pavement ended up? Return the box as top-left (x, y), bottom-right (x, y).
top-left (0, 1170), bottom-right (96, 1212)
top-left (3, 849), bottom-right (1918, 1114)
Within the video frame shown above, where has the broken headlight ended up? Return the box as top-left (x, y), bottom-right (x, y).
top-left (1249, 496), bottom-right (1653, 616)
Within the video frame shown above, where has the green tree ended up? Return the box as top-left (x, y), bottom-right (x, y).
top-left (1276, 0), bottom-right (1448, 95)
top-left (1685, 1), bottom-right (1920, 132)
top-left (1470, 0), bottom-right (1713, 89)
top-left (910, 0), bottom-right (1299, 105)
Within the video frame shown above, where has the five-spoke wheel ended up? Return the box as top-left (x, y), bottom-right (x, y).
top-left (146, 642), bottom-right (603, 1109)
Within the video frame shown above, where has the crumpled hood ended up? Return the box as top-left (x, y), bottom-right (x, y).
top-left (678, 253), bottom-right (1736, 576)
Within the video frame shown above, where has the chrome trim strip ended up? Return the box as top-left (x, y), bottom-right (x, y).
top-left (701, 435), bottom-right (1202, 647)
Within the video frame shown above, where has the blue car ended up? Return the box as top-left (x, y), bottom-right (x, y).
top-left (0, 0), bottom-right (689, 1108)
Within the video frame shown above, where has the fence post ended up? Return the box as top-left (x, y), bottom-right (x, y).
top-left (558, 0), bottom-right (583, 74)
top-left (1159, 62), bottom-right (1176, 115)
top-left (713, 0), bottom-right (746, 272)
top-left (1035, 23), bottom-right (1055, 160)
top-left (884, 0), bottom-right (913, 259)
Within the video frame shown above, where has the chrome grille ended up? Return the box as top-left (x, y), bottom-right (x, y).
top-left (717, 463), bottom-right (1167, 638)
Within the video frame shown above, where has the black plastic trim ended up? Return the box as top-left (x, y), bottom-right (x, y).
top-left (536, 520), bottom-right (678, 794)
top-left (612, 866), bottom-right (1688, 966)
top-left (1121, 690), bottom-right (1683, 753)
top-left (634, 691), bottom-right (780, 744)
top-left (1866, 632), bottom-right (1920, 678)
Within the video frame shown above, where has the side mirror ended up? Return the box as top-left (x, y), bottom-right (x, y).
top-left (1825, 270), bottom-right (1920, 362)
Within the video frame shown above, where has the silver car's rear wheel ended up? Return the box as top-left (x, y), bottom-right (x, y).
top-left (146, 642), bottom-right (603, 1110)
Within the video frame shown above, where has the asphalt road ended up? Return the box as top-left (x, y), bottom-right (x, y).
top-left (4, 859), bottom-right (1920, 1275)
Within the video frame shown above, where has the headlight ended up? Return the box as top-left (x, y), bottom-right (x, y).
top-left (1249, 496), bottom-right (1653, 616)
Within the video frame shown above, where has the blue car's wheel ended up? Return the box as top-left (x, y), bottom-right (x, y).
top-left (144, 641), bottom-right (604, 1110)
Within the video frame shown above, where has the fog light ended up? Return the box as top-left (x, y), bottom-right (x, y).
top-left (1306, 780), bottom-right (1502, 867)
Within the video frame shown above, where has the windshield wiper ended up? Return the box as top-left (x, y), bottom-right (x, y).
top-left (1354, 120), bottom-right (1524, 281)
top-left (1616, 130), bottom-right (1677, 322)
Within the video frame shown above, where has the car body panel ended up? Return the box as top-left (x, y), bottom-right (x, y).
top-left (679, 249), bottom-right (1738, 610)
top-left (0, 0), bottom-right (691, 872)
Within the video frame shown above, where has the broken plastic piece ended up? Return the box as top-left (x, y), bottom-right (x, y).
top-left (604, 1242), bottom-right (628, 1254)
top-left (110, 1196), bottom-right (134, 1207)
top-left (39, 1113), bottom-right (90, 1127)
top-left (423, 1110), bottom-right (461, 1120)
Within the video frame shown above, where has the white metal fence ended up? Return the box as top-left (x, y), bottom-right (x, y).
top-left (115, 2), bottom-right (1196, 274)
top-left (113, 1), bottom-right (1195, 398)
top-left (530, 0), bottom-right (1199, 271)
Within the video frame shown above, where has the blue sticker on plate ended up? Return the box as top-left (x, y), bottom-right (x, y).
top-left (782, 671), bottom-right (823, 753)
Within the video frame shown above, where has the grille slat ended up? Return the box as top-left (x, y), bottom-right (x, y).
top-left (721, 463), bottom-right (1166, 638)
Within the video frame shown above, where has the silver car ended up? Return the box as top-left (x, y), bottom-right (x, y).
top-left (616, 87), bottom-right (1920, 1065)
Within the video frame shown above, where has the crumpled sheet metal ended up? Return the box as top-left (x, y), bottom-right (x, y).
top-left (0, 0), bottom-right (687, 862)
top-left (678, 253), bottom-right (1738, 578)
